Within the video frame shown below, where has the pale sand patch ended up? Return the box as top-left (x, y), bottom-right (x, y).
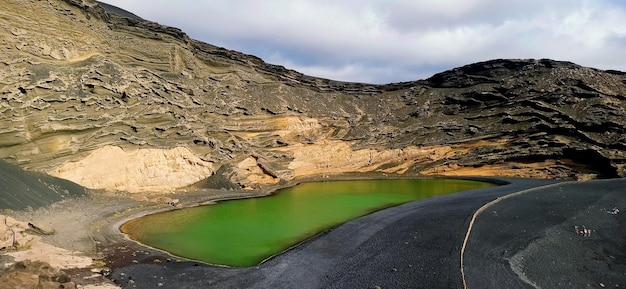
top-left (1, 206), bottom-right (125, 289)
top-left (1, 215), bottom-right (119, 288)
top-left (49, 145), bottom-right (215, 193)
top-left (230, 116), bottom-right (322, 141)
top-left (68, 52), bottom-right (100, 63)
top-left (5, 235), bottom-right (93, 269)
top-left (1, 215), bottom-right (92, 269)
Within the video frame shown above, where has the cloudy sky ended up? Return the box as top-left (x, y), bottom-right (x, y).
top-left (101, 0), bottom-right (626, 84)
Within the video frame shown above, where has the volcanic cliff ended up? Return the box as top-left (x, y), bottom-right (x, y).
top-left (1, 0), bottom-right (625, 193)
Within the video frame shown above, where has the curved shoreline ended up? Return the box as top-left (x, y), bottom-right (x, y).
top-left (119, 178), bottom-right (493, 267)
top-left (11, 177), bottom-right (620, 288)
top-left (107, 177), bottom-right (565, 288)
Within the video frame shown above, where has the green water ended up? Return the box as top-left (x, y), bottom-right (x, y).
top-left (121, 179), bottom-right (492, 267)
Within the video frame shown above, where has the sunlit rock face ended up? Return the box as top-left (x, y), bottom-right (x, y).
top-left (0, 0), bottom-right (625, 192)
top-left (48, 146), bottom-right (215, 193)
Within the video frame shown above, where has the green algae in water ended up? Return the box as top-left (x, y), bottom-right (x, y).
top-left (121, 179), bottom-right (493, 267)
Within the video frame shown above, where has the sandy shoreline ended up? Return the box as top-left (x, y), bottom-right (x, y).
top-left (2, 177), bottom-right (625, 288)
top-left (0, 186), bottom-right (269, 288)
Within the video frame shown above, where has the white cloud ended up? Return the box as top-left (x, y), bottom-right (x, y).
top-left (101, 0), bottom-right (626, 83)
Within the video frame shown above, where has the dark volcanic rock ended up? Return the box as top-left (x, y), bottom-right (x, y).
top-left (419, 59), bottom-right (626, 177)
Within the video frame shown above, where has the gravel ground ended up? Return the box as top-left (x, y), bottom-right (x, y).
top-left (464, 178), bottom-right (626, 289)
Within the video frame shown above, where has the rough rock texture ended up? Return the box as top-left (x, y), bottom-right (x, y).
top-left (0, 260), bottom-right (77, 289)
top-left (0, 0), bottom-right (625, 192)
top-left (0, 215), bottom-right (29, 250)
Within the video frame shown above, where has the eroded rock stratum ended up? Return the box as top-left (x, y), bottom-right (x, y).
top-left (1, 0), bottom-right (625, 192)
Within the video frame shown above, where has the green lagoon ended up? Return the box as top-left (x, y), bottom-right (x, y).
top-left (121, 179), bottom-right (492, 267)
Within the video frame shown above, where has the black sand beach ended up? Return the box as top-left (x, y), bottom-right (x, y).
top-left (106, 178), bottom-right (626, 288)
top-left (464, 179), bottom-right (626, 288)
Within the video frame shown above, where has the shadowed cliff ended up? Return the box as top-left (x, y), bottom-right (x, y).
top-left (0, 0), bottom-right (624, 193)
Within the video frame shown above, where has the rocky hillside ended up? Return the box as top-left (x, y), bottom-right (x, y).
top-left (1, 0), bottom-right (625, 193)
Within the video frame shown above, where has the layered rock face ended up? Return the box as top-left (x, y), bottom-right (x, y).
top-left (1, 0), bottom-right (625, 192)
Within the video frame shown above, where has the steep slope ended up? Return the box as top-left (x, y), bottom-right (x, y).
top-left (0, 159), bottom-right (86, 210)
top-left (0, 0), bottom-right (625, 193)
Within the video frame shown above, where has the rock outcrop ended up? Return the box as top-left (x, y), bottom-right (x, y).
top-left (0, 0), bottom-right (625, 192)
top-left (0, 260), bottom-right (77, 289)
top-left (0, 214), bottom-right (95, 288)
